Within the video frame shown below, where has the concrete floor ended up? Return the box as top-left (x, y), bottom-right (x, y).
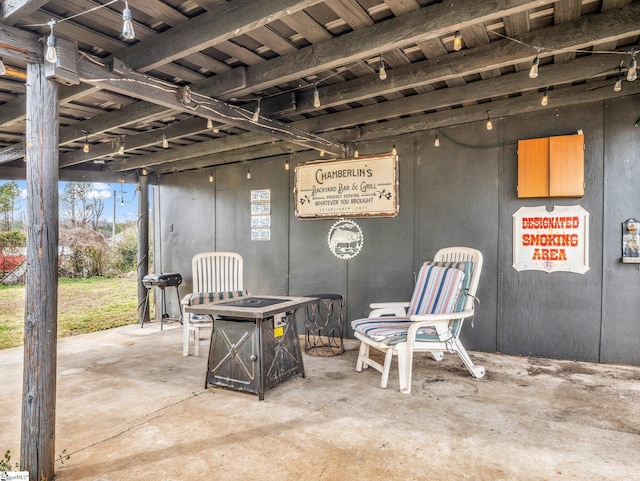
top-left (1, 321), bottom-right (639, 481)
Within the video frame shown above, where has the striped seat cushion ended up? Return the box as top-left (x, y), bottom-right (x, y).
top-left (183, 290), bottom-right (249, 323)
top-left (424, 261), bottom-right (473, 336)
top-left (184, 290), bottom-right (249, 306)
top-left (351, 265), bottom-right (465, 345)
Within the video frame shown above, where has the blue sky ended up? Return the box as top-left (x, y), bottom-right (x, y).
top-left (0, 180), bottom-right (140, 224)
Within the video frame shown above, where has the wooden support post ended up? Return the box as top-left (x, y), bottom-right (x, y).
top-left (20, 62), bottom-right (59, 481)
top-left (137, 173), bottom-right (150, 325)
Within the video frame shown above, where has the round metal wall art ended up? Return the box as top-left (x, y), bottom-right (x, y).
top-left (327, 219), bottom-right (364, 260)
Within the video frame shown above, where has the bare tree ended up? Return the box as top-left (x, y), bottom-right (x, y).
top-left (89, 197), bottom-right (105, 230)
top-left (61, 182), bottom-right (92, 227)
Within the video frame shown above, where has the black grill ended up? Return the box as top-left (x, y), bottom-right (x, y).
top-left (142, 273), bottom-right (183, 288)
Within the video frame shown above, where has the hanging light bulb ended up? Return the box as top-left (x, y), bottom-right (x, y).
top-left (391, 144), bottom-right (397, 155)
top-left (0, 57), bottom-right (6, 76)
top-left (379, 55), bottom-right (387, 81)
top-left (120, 197), bottom-right (124, 207)
top-left (354, 145), bottom-right (359, 158)
top-left (213, 127), bottom-right (220, 134)
top-left (614, 78), bottom-right (622, 92)
top-left (207, 118), bottom-right (213, 130)
top-left (320, 150), bottom-right (325, 157)
top-left (246, 168), bottom-right (251, 179)
top-left (540, 88), bottom-right (549, 107)
top-left (122, 1), bottom-right (135, 40)
top-left (118, 135), bottom-right (126, 155)
top-left (285, 157), bottom-right (290, 171)
top-left (162, 132), bottom-right (169, 148)
top-left (486, 112), bottom-right (493, 131)
top-left (529, 54), bottom-right (540, 79)
top-left (434, 134), bottom-right (440, 147)
top-left (209, 173), bottom-right (214, 183)
top-left (313, 84), bottom-right (320, 108)
top-left (252, 97), bottom-right (261, 122)
top-left (627, 56), bottom-right (637, 82)
top-left (453, 31), bottom-right (463, 52)
top-left (82, 131), bottom-right (90, 153)
top-left (45, 20), bottom-right (57, 64)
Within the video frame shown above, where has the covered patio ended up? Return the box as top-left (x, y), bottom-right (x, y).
top-left (1, 322), bottom-right (639, 480)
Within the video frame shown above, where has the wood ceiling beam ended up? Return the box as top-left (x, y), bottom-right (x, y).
top-left (117, 0), bottom-right (325, 73)
top-left (296, 54), bottom-right (625, 134)
top-left (1, 0), bottom-right (49, 25)
top-left (25, 0), bottom-right (565, 143)
top-left (91, 4), bottom-right (640, 170)
top-left (150, 78), bottom-right (640, 174)
top-left (0, 0), bottom-right (323, 127)
top-left (261, 3), bottom-right (640, 117)
top-left (0, 23), bottom-right (42, 65)
top-left (76, 56), bottom-right (345, 156)
top-left (105, 132), bottom-right (281, 172)
top-left (356, 79), bottom-right (640, 141)
top-left (96, 53), bottom-right (624, 172)
top-left (61, 0), bottom-right (640, 143)
top-left (220, 0), bottom-right (556, 100)
top-left (59, 117), bottom-right (211, 168)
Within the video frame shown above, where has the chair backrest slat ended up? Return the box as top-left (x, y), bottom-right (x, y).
top-left (192, 252), bottom-right (243, 293)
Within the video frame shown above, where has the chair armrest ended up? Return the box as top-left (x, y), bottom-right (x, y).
top-left (368, 301), bottom-right (410, 318)
top-left (408, 308), bottom-right (475, 341)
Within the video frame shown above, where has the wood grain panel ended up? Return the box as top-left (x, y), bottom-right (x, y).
top-left (549, 133), bottom-right (584, 197)
top-left (517, 137), bottom-right (549, 197)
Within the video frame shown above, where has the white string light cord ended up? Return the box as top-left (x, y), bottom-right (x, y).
top-left (21, 0), bottom-right (135, 66)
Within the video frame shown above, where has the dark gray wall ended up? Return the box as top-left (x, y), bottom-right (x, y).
top-left (155, 94), bottom-right (640, 366)
top-left (601, 95), bottom-right (640, 365)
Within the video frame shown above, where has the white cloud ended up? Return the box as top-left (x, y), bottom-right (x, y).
top-left (92, 182), bottom-right (110, 191)
top-left (88, 189), bottom-right (111, 200)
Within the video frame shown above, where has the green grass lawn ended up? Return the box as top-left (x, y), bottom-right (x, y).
top-left (0, 277), bottom-right (145, 350)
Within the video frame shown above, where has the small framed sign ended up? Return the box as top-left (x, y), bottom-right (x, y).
top-left (294, 153), bottom-right (398, 219)
top-left (622, 218), bottom-right (640, 263)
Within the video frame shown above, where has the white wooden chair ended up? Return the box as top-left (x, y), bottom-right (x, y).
top-left (181, 252), bottom-right (245, 356)
top-left (351, 247), bottom-right (484, 393)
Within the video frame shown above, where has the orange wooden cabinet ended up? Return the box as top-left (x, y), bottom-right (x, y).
top-left (517, 134), bottom-right (584, 198)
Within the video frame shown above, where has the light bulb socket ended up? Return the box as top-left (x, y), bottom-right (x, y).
top-left (313, 86), bottom-right (320, 108)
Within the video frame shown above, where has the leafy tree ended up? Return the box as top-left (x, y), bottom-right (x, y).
top-left (0, 181), bottom-right (21, 231)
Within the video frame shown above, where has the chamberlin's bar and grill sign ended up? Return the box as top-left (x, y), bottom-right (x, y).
top-left (294, 153), bottom-right (399, 219)
top-left (513, 205), bottom-right (590, 274)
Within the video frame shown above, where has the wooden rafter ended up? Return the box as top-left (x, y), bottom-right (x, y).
top-left (76, 56), bottom-right (345, 156)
